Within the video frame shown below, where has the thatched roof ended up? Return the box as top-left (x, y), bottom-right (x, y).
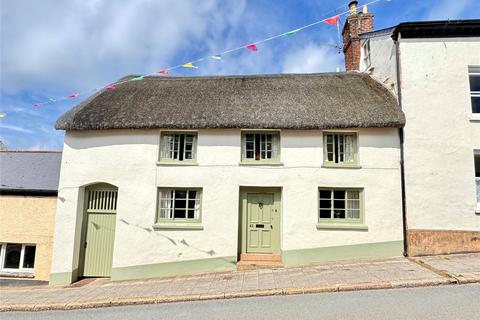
top-left (56, 72), bottom-right (404, 131)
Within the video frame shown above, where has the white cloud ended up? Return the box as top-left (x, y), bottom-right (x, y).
top-left (0, 0), bottom-right (248, 93)
top-left (281, 44), bottom-right (343, 74)
top-left (0, 124), bottom-right (34, 133)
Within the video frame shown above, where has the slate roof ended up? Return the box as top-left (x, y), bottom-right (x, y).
top-left (55, 72), bottom-right (405, 131)
top-left (0, 151), bottom-right (62, 194)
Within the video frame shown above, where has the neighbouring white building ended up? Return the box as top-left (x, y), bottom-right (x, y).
top-left (342, 1), bottom-right (480, 255)
top-left (49, 73), bottom-right (406, 284)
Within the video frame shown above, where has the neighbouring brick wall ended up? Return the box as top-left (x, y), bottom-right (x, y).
top-left (0, 195), bottom-right (57, 280)
top-left (408, 229), bottom-right (480, 256)
top-left (342, 12), bottom-right (374, 71)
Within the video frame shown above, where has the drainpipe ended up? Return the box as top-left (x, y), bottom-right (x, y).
top-left (395, 36), bottom-right (408, 257)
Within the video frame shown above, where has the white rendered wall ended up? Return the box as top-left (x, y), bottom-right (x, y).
top-left (399, 37), bottom-right (480, 231)
top-left (51, 128), bottom-right (403, 273)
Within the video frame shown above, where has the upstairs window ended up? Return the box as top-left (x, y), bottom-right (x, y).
top-left (362, 40), bottom-right (371, 69)
top-left (469, 66), bottom-right (480, 114)
top-left (241, 131), bottom-right (280, 163)
top-left (159, 132), bottom-right (197, 163)
top-left (323, 132), bottom-right (358, 167)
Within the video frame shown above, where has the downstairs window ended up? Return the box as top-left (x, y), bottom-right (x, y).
top-left (0, 243), bottom-right (36, 273)
top-left (156, 188), bottom-right (202, 223)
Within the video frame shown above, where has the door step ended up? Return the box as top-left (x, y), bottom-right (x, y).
top-left (237, 254), bottom-right (283, 270)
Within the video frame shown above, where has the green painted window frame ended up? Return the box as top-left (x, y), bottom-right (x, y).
top-left (317, 188), bottom-right (367, 230)
top-left (158, 131), bottom-right (198, 165)
top-left (154, 188), bottom-right (203, 229)
top-left (322, 131), bottom-right (360, 168)
top-left (240, 130), bottom-right (281, 165)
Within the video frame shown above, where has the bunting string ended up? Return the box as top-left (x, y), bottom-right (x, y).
top-left (33, 0), bottom-right (390, 107)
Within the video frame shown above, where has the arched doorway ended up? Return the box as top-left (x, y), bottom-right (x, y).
top-left (79, 183), bottom-right (118, 277)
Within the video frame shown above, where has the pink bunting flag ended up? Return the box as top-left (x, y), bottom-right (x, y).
top-left (104, 84), bottom-right (116, 89)
top-left (245, 43), bottom-right (258, 52)
top-left (33, 102), bottom-right (43, 107)
top-left (324, 15), bottom-right (339, 25)
top-left (158, 69), bottom-right (169, 75)
top-left (68, 93), bottom-right (79, 98)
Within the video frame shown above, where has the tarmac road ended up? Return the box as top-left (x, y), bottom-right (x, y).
top-left (4, 283), bottom-right (480, 320)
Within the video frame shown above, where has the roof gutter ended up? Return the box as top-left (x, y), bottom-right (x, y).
top-left (395, 34), bottom-right (409, 257)
top-left (0, 189), bottom-right (58, 196)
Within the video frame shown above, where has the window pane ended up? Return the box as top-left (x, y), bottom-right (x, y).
top-left (475, 155), bottom-right (480, 177)
top-left (470, 75), bottom-right (480, 92)
top-left (174, 209), bottom-right (186, 218)
top-left (319, 199), bottom-right (331, 209)
top-left (319, 190), bottom-right (331, 199)
top-left (4, 244), bottom-right (21, 269)
top-left (333, 210), bottom-right (345, 219)
top-left (187, 209), bottom-right (195, 219)
top-left (320, 209), bottom-right (331, 219)
top-left (23, 246), bottom-right (36, 269)
top-left (175, 190), bottom-right (187, 199)
top-left (472, 96), bottom-right (480, 114)
top-left (188, 190), bottom-right (197, 199)
top-left (175, 199), bottom-right (186, 209)
top-left (333, 190), bottom-right (345, 199)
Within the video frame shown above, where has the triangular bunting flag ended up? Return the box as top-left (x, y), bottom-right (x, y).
top-left (33, 102), bottom-right (43, 107)
top-left (104, 84), bottom-right (117, 89)
top-left (211, 55), bottom-right (222, 60)
top-left (324, 15), bottom-right (339, 25)
top-left (130, 76), bottom-right (144, 81)
top-left (182, 62), bottom-right (198, 69)
top-left (158, 69), bottom-right (169, 75)
top-left (245, 44), bottom-right (258, 52)
top-left (68, 93), bottom-right (79, 98)
top-left (0, 113), bottom-right (6, 118)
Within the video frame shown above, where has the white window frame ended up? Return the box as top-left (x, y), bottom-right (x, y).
top-left (362, 40), bottom-right (371, 70)
top-left (0, 243), bottom-right (36, 274)
top-left (241, 130), bottom-right (281, 163)
top-left (469, 66), bottom-right (480, 116)
top-left (159, 131), bottom-right (197, 164)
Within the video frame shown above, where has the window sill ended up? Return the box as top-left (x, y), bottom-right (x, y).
top-left (239, 161), bottom-right (284, 166)
top-left (152, 223), bottom-right (204, 230)
top-left (322, 163), bottom-right (362, 169)
top-left (470, 114), bottom-right (480, 121)
top-left (157, 161), bottom-right (198, 166)
top-left (316, 223), bottom-right (368, 231)
top-left (0, 270), bottom-right (35, 278)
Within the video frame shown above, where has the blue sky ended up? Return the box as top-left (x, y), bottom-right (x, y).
top-left (1, 0), bottom-right (479, 150)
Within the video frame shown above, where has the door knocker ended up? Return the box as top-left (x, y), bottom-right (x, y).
top-left (259, 202), bottom-right (263, 209)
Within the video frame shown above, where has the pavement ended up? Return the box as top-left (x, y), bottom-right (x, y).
top-left (4, 284), bottom-right (480, 320)
top-left (1, 253), bottom-right (479, 312)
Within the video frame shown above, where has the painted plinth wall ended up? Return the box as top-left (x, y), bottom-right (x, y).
top-left (0, 195), bottom-right (56, 280)
top-left (50, 128), bottom-right (403, 284)
top-left (399, 38), bottom-right (480, 255)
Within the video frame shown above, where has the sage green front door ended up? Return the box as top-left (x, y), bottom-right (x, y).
top-left (82, 187), bottom-right (118, 277)
top-left (245, 192), bottom-right (279, 254)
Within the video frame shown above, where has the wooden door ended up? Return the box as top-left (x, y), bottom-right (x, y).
top-left (246, 193), bottom-right (278, 253)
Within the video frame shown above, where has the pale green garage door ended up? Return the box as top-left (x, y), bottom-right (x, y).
top-left (82, 186), bottom-right (118, 277)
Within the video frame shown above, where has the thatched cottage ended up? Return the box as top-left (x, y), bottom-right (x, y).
top-left (49, 72), bottom-right (406, 284)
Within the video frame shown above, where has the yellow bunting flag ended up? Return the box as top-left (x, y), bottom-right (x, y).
top-left (0, 113), bottom-right (6, 118)
top-left (182, 62), bottom-right (198, 69)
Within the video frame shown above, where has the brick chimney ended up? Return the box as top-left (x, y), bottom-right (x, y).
top-left (342, 1), bottom-right (374, 71)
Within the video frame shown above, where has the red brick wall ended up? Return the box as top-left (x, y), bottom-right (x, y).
top-left (342, 13), bottom-right (374, 71)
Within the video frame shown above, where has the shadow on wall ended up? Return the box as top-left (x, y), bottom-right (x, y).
top-left (119, 218), bottom-right (224, 261)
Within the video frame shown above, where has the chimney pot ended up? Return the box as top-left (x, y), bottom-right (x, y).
top-left (348, 1), bottom-right (358, 16)
top-left (362, 5), bottom-right (368, 14)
